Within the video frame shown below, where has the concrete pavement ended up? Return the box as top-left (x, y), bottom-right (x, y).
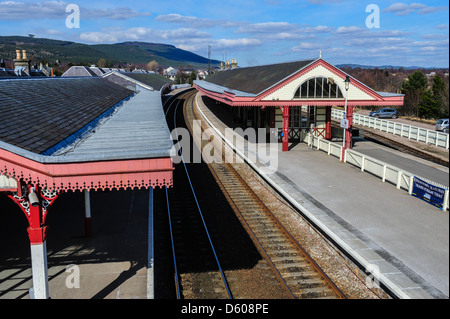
top-left (0, 188), bottom-right (151, 299)
top-left (195, 92), bottom-right (449, 298)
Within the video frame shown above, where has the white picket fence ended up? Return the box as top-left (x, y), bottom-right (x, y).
top-left (331, 109), bottom-right (449, 149)
top-left (306, 134), bottom-right (449, 211)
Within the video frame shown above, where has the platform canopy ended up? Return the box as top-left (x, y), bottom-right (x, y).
top-left (0, 75), bottom-right (174, 192)
top-left (194, 58), bottom-right (404, 107)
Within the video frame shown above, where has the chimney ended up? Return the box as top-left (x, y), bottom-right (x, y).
top-left (15, 50), bottom-right (22, 61)
top-left (231, 58), bottom-right (238, 69)
top-left (13, 49), bottom-right (31, 76)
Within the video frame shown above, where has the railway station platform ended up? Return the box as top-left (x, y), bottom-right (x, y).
top-left (194, 92), bottom-right (449, 299)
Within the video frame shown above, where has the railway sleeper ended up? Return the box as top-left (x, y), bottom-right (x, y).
top-left (267, 246), bottom-right (299, 254)
top-left (293, 287), bottom-right (338, 299)
top-left (287, 277), bottom-right (329, 287)
top-left (275, 262), bottom-right (311, 270)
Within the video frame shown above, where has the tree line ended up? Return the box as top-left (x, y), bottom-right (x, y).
top-left (342, 67), bottom-right (449, 120)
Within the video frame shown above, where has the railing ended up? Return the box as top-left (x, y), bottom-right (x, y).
top-left (306, 134), bottom-right (449, 211)
top-left (331, 109), bottom-right (449, 150)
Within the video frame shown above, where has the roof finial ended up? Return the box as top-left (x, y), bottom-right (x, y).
top-left (319, 50), bottom-right (322, 59)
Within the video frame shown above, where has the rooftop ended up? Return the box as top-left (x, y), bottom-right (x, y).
top-left (115, 72), bottom-right (174, 91)
top-left (0, 77), bottom-right (133, 155)
top-left (204, 59), bottom-right (316, 95)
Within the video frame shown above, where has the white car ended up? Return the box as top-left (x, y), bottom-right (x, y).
top-left (435, 119), bottom-right (449, 133)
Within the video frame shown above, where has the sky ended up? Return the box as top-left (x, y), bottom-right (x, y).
top-left (0, 0), bottom-right (448, 68)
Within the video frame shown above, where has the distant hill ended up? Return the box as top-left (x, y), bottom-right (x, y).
top-left (0, 36), bottom-right (221, 68)
top-left (336, 63), bottom-right (448, 70)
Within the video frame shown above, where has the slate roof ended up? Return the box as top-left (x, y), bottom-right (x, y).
top-left (61, 66), bottom-right (99, 77)
top-left (0, 69), bottom-right (17, 77)
top-left (0, 77), bottom-right (133, 154)
top-left (0, 68), bottom-right (47, 78)
top-left (58, 89), bottom-right (174, 161)
top-left (204, 59), bottom-right (315, 95)
top-left (120, 72), bottom-right (173, 91)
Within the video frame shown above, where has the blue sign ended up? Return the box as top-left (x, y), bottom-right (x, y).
top-left (412, 177), bottom-right (447, 209)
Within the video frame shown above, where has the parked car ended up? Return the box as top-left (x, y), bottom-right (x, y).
top-left (369, 108), bottom-right (399, 119)
top-left (435, 118), bottom-right (449, 133)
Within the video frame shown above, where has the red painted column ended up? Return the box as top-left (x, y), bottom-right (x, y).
top-left (8, 184), bottom-right (59, 299)
top-left (345, 105), bottom-right (354, 149)
top-left (325, 106), bottom-right (332, 140)
top-left (282, 106), bottom-right (289, 152)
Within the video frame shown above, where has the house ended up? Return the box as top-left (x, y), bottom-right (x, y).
top-left (163, 66), bottom-right (178, 80)
top-left (0, 51), bottom-right (48, 77)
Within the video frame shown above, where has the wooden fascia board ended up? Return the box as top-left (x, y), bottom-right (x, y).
top-left (195, 59), bottom-right (404, 107)
top-left (0, 147), bottom-right (174, 191)
top-left (254, 59), bottom-right (386, 102)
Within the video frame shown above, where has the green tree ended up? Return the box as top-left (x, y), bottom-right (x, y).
top-left (418, 90), bottom-right (439, 119)
top-left (431, 75), bottom-right (449, 117)
top-left (188, 71), bottom-right (197, 85)
top-left (401, 71), bottom-right (429, 117)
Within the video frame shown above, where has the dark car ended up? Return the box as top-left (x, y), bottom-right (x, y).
top-left (369, 108), bottom-right (398, 119)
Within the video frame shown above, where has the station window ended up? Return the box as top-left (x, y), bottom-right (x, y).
top-left (293, 77), bottom-right (344, 99)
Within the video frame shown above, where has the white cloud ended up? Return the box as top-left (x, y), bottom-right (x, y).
top-left (336, 26), bottom-right (363, 33)
top-left (435, 24), bottom-right (449, 30)
top-left (155, 14), bottom-right (218, 28)
top-left (215, 38), bottom-right (263, 48)
top-left (301, 25), bottom-right (333, 33)
top-left (0, 1), bottom-right (150, 20)
top-left (292, 42), bottom-right (327, 51)
top-left (236, 22), bottom-right (298, 34)
top-left (383, 3), bottom-right (447, 16)
top-left (80, 27), bottom-right (210, 44)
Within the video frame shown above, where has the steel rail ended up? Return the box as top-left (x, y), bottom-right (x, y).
top-left (164, 185), bottom-right (181, 299)
top-left (162, 89), bottom-right (232, 299)
top-left (185, 92), bottom-right (346, 299)
top-left (223, 162), bottom-right (346, 299)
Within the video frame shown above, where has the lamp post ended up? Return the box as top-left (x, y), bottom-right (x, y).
top-left (342, 75), bottom-right (351, 161)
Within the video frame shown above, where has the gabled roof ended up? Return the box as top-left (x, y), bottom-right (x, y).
top-left (194, 58), bottom-right (404, 107)
top-left (0, 77), bottom-right (174, 191)
top-left (103, 71), bottom-right (173, 91)
top-left (205, 59), bottom-right (315, 95)
top-left (61, 66), bottom-right (99, 77)
top-left (119, 72), bottom-right (173, 91)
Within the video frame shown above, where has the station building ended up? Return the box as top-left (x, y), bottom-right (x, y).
top-left (0, 71), bottom-right (174, 298)
top-left (194, 58), bottom-right (404, 152)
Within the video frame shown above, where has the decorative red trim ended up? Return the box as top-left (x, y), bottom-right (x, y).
top-left (0, 148), bottom-right (174, 191)
top-left (194, 84), bottom-right (403, 107)
top-left (194, 59), bottom-right (404, 107)
top-left (7, 184), bottom-right (59, 244)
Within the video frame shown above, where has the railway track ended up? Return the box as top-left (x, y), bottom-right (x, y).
top-left (154, 89), bottom-right (385, 299)
top-left (156, 90), bottom-right (291, 299)
top-left (362, 129), bottom-right (449, 167)
top-left (183, 90), bottom-right (347, 299)
top-left (159, 90), bottom-right (232, 299)
top-left (208, 162), bottom-right (344, 299)
top-left (331, 119), bottom-right (449, 167)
